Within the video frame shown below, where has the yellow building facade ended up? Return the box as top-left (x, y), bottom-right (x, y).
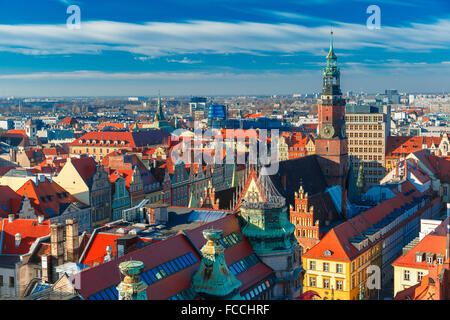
top-left (302, 241), bottom-right (382, 300)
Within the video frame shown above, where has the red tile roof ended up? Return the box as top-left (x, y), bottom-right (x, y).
top-left (0, 186), bottom-right (22, 218)
top-left (70, 130), bottom-right (170, 149)
top-left (0, 218), bottom-right (50, 255)
top-left (81, 232), bottom-right (156, 267)
top-left (386, 136), bottom-right (423, 157)
top-left (15, 178), bottom-right (86, 218)
top-left (58, 117), bottom-right (78, 126)
top-left (6, 129), bottom-right (26, 136)
top-left (70, 157), bottom-right (97, 185)
top-left (97, 123), bottom-right (126, 130)
top-left (392, 234), bottom-right (446, 269)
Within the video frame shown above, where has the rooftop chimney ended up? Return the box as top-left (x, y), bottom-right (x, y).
top-left (38, 215), bottom-right (44, 224)
top-left (8, 214), bottom-right (14, 223)
top-left (115, 235), bottom-right (138, 258)
top-left (50, 223), bottom-right (65, 266)
top-left (65, 219), bottom-right (79, 263)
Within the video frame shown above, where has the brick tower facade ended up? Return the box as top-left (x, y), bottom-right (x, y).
top-left (315, 32), bottom-right (349, 194)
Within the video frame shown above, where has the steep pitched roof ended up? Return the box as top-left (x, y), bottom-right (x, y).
top-left (16, 178), bottom-right (87, 218)
top-left (0, 218), bottom-right (51, 255)
top-left (0, 186), bottom-right (22, 218)
top-left (70, 157), bottom-right (97, 186)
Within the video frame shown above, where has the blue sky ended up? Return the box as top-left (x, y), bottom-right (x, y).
top-left (0, 0), bottom-right (449, 96)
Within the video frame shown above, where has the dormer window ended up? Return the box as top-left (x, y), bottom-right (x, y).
top-left (15, 233), bottom-right (21, 247)
top-left (426, 255), bottom-right (434, 264)
top-left (415, 252), bottom-right (423, 263)
top-left (437, 255), bottom-right (444, 264)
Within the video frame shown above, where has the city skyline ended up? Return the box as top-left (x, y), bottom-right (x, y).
top-left (0, 0), bottom-right (449, 96)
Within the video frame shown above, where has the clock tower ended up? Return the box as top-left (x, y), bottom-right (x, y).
top-left (315, 32), bottom-right (349, 194)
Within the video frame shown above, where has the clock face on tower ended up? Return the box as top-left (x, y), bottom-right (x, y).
top-left (320, 124), bottom-right (335, 139)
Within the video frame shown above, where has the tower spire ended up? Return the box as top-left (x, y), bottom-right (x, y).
top-left (327, 28), bottom-right (337, 61)
top-left (155, 90), bottom-right (165, 121)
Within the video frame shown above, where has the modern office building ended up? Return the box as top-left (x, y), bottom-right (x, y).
top-left (345, 104), bottom-right (391, 190)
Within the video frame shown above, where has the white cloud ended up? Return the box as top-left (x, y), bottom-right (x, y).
top-left (0, 17), bottom-right (448, 58)
top-left (0, 70), bottom-right (288, 80)
top-left (166, 57), bottom-right (203, 64)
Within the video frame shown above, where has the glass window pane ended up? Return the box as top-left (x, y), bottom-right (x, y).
top-left (164, 262), bottom-right (174, 273)
top-left (105, 288), bottom-right (115, 299)
top-left (111, 287), bottom-right (119, 298)
top-left (101, 291), bottom-right (110, 300)
top-left (141, 273), bottom-right (151, 284)
top-left (188, 252), bottom-right (197, 263)
top-left (229, 265), bottom-right (237, 275)
top-left (147, 271), bottom-right (157, 282)
top-left (174, 258), bottom-right (184, 269)
top-left (170, 261), bottom-right (178, 272)
top-left (181, 255), bottom-right (190, 266)
top-left (185, 253), bottom-right (194, 264)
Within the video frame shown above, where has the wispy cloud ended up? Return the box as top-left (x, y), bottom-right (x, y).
top-left (166, 57), bottom-right (203, 64)
top-left (0, 70), bottom-right (290, 80)
top-left (0, 17), bottom-right (448, 59)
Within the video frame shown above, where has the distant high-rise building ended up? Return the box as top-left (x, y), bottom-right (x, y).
top-left (207, 104), bottom-right (227, 129)
top-left (189, 97), bottom-right (208, 120)
top-left (385, 89), bottom-right (400, 104)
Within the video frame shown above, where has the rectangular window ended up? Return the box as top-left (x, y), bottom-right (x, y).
top-left (310, 261), bottom-right (316, 270)
top-left (336, 280), bottom-right (343, 291)
top-left (404, 270), bottom-right (410, 281)
top-left (417, 272), bottom-right (424, 281)
top-left (323, 278), bottom-right (330, 289)
top-left (323, 262), bottom-right (329, 272)
top-left (336, 264), bottom-right (343, 273)
top-left (9, 277), bottom-right (14, 288)
top-left (310, 277), bottom-right (316, 287)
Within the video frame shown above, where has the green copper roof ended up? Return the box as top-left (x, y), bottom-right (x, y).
top-left (155, 92), bottom-right (166, 121)
top-left (326, 31), bottom-right (337, 60)
top-left (192, 229), bottom-right (242, 300)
